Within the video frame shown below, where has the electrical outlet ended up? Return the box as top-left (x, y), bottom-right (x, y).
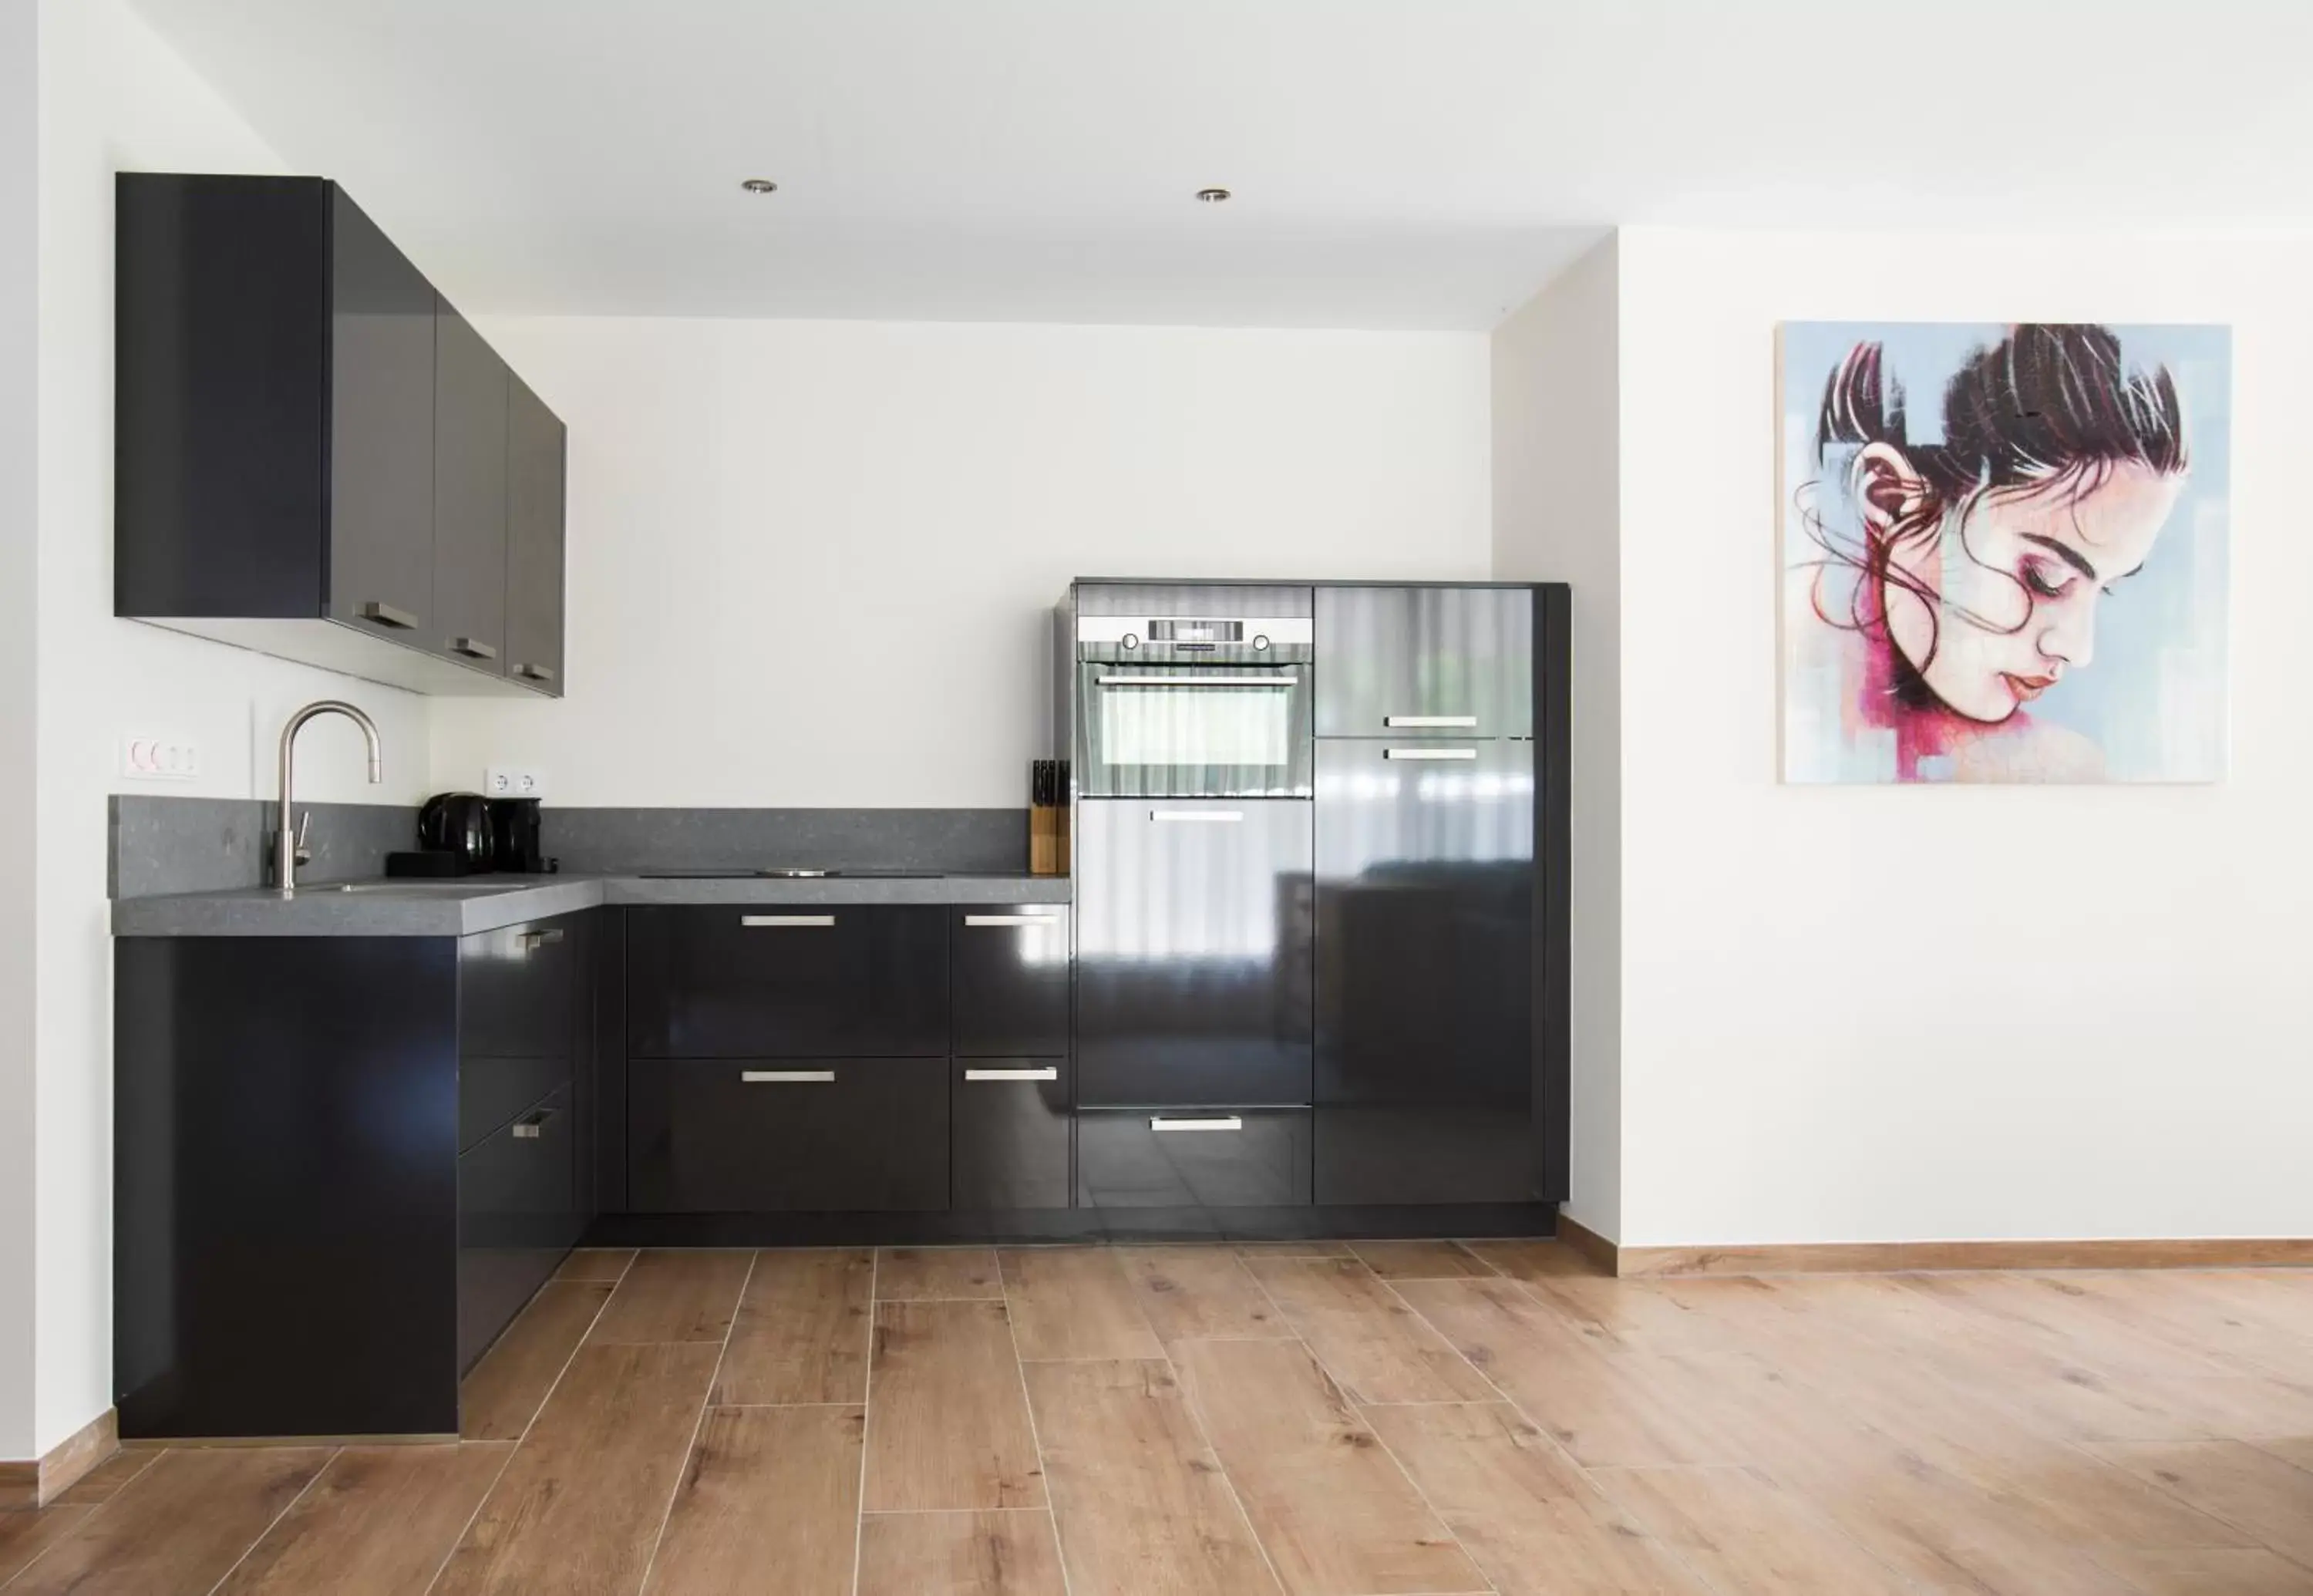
top-left (121, 734), bottom-right (200, 781)
top-left (485, 766), bottom-right (545, 798)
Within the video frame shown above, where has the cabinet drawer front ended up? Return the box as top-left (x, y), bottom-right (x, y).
top-left (1076, 1107), bottom-right (1311, 1210)
top-left (627, 906), bottom-right (948, 1058)
top-left (460, 914), bottom-right (580, 1058)
top-left (952, 1058), bottom-right (1072, 1210)
top-left (460, 1053), bottom-right (569, 1153)
top-left (628, 1059), bottom-right (948, 1213)
top-left (458, 1084), bottom-right (577, 1369)
top-left (1315, 586), bottom-right (1533, 738)
top-left (951, 904), bottom-right (1069, 1057)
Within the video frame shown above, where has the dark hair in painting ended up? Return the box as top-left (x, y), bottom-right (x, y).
top-left (1800, 323), bottom-right (2188, 682)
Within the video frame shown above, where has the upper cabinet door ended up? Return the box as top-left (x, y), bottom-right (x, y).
top-left (431, 302), bottom-right (510, 675)
top-left (503, 374), bottom-right (567, 694)
top-left (326, 187), bottom-right (436, 640)
top-left (1315, 586), bottom-right (1534, 738)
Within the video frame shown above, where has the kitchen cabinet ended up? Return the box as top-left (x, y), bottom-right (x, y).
top-left (626, 905), bottom-right (948, 1059)
top-left (1076, 1108), bottom-right (1312, 1209)
top-left (1315, 586), bottom-right (1534, 739)
top-left (114, 173), bottom-right (566, 699)
top-left (628, 1058), bottom-right (949, 1212)
top-left (503, 373), bottom-right (568, 690)
top-left (431, 301), bottom-right (511, 675)
top-left (113, 911), bottom-right (598, 1439)
top-left (952, 1060), bottom-right (1073, 1210)
top-left (951, 904), bottom-right (1069, 1056)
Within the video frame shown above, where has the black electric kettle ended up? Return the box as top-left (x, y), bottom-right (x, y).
top-left (418, 792), bottom-right (497, 870)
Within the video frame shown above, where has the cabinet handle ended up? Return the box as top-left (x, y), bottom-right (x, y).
top-left (966, 1067), bottom-right (1059, 1082)
top-left (1383, 715), bottom-right (1477, 728)
top-left (1097, 675), bottom-right (1298, 688)
top-left (741, 1069), bottom-right (836, 1083)
top-left (357, 601), bottom-right (419, 630)
top-left (1383, 747), bottom-right (1479, 761)
top-left (1150, 810), bottom-right (1242, 823)
top-left (964, 913), bottom-right (1061, 927)
top-left (448, 636), bottom-right (500, 661)
top-left (1150, 1115), bottom-right (1243, 1132)
top-left (513, 662), bottom-right (557, 683)
top-left (740, 914), bottom-right (837, 927)
top-left (518, 928), bottom-right (565, 950)
top-left (511, 1107), bottom-right (556, 1140)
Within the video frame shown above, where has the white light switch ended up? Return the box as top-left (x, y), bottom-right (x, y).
top-left (122, 734), bottom-right (200, 781)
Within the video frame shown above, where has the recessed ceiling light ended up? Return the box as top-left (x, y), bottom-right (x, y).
top-left (740, 178), bottom-right (779, 195)
top-left (1195, 187), bottom-right (1232, 204)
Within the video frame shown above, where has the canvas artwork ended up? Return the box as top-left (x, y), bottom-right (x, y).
top-left (1780, 321), bottom-right (2231, 783)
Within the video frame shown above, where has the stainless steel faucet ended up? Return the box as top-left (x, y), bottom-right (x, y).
top-left (275, 700), bottom-right (383, 894)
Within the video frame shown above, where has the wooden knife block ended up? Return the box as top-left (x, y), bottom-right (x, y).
top-left (1029, 804), bottom-right (1069, 877)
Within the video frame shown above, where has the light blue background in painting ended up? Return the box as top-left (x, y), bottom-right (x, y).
top-left (1780, 322), bottom-right (2231, 783)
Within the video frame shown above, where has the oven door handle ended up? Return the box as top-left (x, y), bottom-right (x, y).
top-left (1095, 674), bottom-right (1298, 687)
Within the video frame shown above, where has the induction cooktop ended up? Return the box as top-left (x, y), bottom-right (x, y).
top-left (633, 867), bottom-right (944, 879)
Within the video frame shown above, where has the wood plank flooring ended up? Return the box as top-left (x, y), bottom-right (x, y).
top-left (5, 1242), bottom-right (2311, 1594)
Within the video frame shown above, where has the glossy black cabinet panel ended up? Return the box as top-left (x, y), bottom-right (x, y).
top-left (1076, 1108), bottom-right (1311, 1209)
top-left (951, 904), bottom-right (1069, 1057)
top-left (459, 1054), bottom-right (565, 1154)
top-left (1315, 586), bottom-right (1534, 739)
top-left (115, 936), bottom-right (461, 1439)
top-left (1313, 739), bottom-right (1535, 1204)
top-left (952, 1059), bottom-right (1072, 1210)
top-left (430, 301), bottom-right (510, 674)
top-left (460, 915), bottom-right (579, 1059)
top-left (628, 1059), bottom-right (949, 1212)
top-left (1075, 798), bottom-right (1313, 1107)
top-left (115, 176), bottom-right (330, 619)
top-left (326, 186), bottom-right (437, 641)
top-left (457, 1083), bottom-right (577, 1371)
top-left (503, 372), bottom-right (567, 693)
top-left (627, 906), bottom-right (948, 1059)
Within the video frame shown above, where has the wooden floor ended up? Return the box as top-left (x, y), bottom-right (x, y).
top-left (5, 1241), bottom-right (2312, 1594)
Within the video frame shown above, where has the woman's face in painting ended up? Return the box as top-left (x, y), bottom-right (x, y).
top-left (1854, 447), bottom-right (2184, 723)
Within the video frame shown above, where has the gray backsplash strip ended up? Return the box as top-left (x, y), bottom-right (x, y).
top-left (542, 807), bottom-right (1029, 874)
top-left (109, 796), bottom-right (416, 898)
top-left (111, 798), bottom-right (1032, 897)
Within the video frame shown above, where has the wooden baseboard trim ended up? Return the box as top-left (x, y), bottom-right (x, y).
top-left (1554, 1210), bottom-right (1621, 1274)
top-left (1614, 1236), bottom-right (2313, 1278)
top-left (0, 1406), bottom-right (118, 1510)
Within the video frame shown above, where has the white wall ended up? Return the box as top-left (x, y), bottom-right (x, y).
top-left (2, 0), bottom-right (40, 1465)
top-left (1613, 227), bottom-right (2313, 1248)
top-left (1490, 239), bottom-right (1622, 1240)
top-left (429, 318), bottom-right (1492, 804)
top-left (25, 0), bottom-right (432, 1459)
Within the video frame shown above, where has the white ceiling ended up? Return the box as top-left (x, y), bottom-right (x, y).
top-left (128, 0), bottom-right (2313, 330)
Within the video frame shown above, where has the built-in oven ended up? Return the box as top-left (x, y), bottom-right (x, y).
top-left (1076, 612), bottom-right (1315, 798)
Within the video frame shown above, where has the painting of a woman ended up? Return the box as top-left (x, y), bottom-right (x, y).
top-left (1782, 322), bottom-right (2230, 783)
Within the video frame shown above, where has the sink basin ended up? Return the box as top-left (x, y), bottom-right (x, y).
top-left (308, 881), bottom-right (524, 895)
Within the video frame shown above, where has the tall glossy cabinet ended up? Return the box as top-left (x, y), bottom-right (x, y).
top-left (115, 173), bottom-right (567, 697)
top-left (1312, 586), bottom-right (1554, 1205)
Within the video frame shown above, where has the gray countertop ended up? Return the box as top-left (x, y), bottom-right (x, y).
top-left (110, 871), bottom-right (1073, 937)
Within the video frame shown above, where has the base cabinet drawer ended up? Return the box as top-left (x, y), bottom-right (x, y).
top-left (627, 906), bottom-right (948, 1058)
top-left (1076, 1107), bottom-right (1311, 1209)
top-left (460, 916), bottom-right (580, 1058)
top-left (458, 1084), bottom-right (577, 1371)
top-left (629, 1058), bottom-right (949, 1213)
top-left (951, 905), bottom-right (1069, 1057)
top-left (952, 1059), bottom-right (1071, 1210)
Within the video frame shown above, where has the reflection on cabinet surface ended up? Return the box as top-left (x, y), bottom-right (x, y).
top-left (1315, 585), bottom-right (1534, 739)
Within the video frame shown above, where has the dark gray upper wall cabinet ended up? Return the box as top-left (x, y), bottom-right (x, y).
top-left (1315, 586), bottom-right (1533, 738)
top-left (115, 173), bottom-right (566, 699)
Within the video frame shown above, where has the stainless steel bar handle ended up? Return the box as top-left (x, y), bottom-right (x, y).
top-left (965, 1067), bottom-right (1060, 1082)
top-left (447, 636), bottom-right (499, 661)
top-left (1096, 675), bottom-right (1299, 687)
top-left (511, 1108), bottom-right (556, 1140)
top-left (1383, 747), bottom-right (1479, 761)
top-left (740, 914), bottom-right (837, 927)
top-left (1150, 810), bottom-right (1243, 823)
top-left (964, 913), bottom-right (1061, 926)
top-left (1384, 714), bottom-right (1477, 728)
top-left (514, 662), bottom-right (557, 683)
top-left (741, 1069), bottom-right (837, 1083)
top-left (518, 928), bottom-right (565, 951)
top-left (357, 601), bottom-right (419, 629)
top-left (1150, 1115), bottom-right (1244, 1132)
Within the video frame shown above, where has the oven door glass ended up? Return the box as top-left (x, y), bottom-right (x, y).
top-left (1077, 663), bottom-right (1313, 797)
